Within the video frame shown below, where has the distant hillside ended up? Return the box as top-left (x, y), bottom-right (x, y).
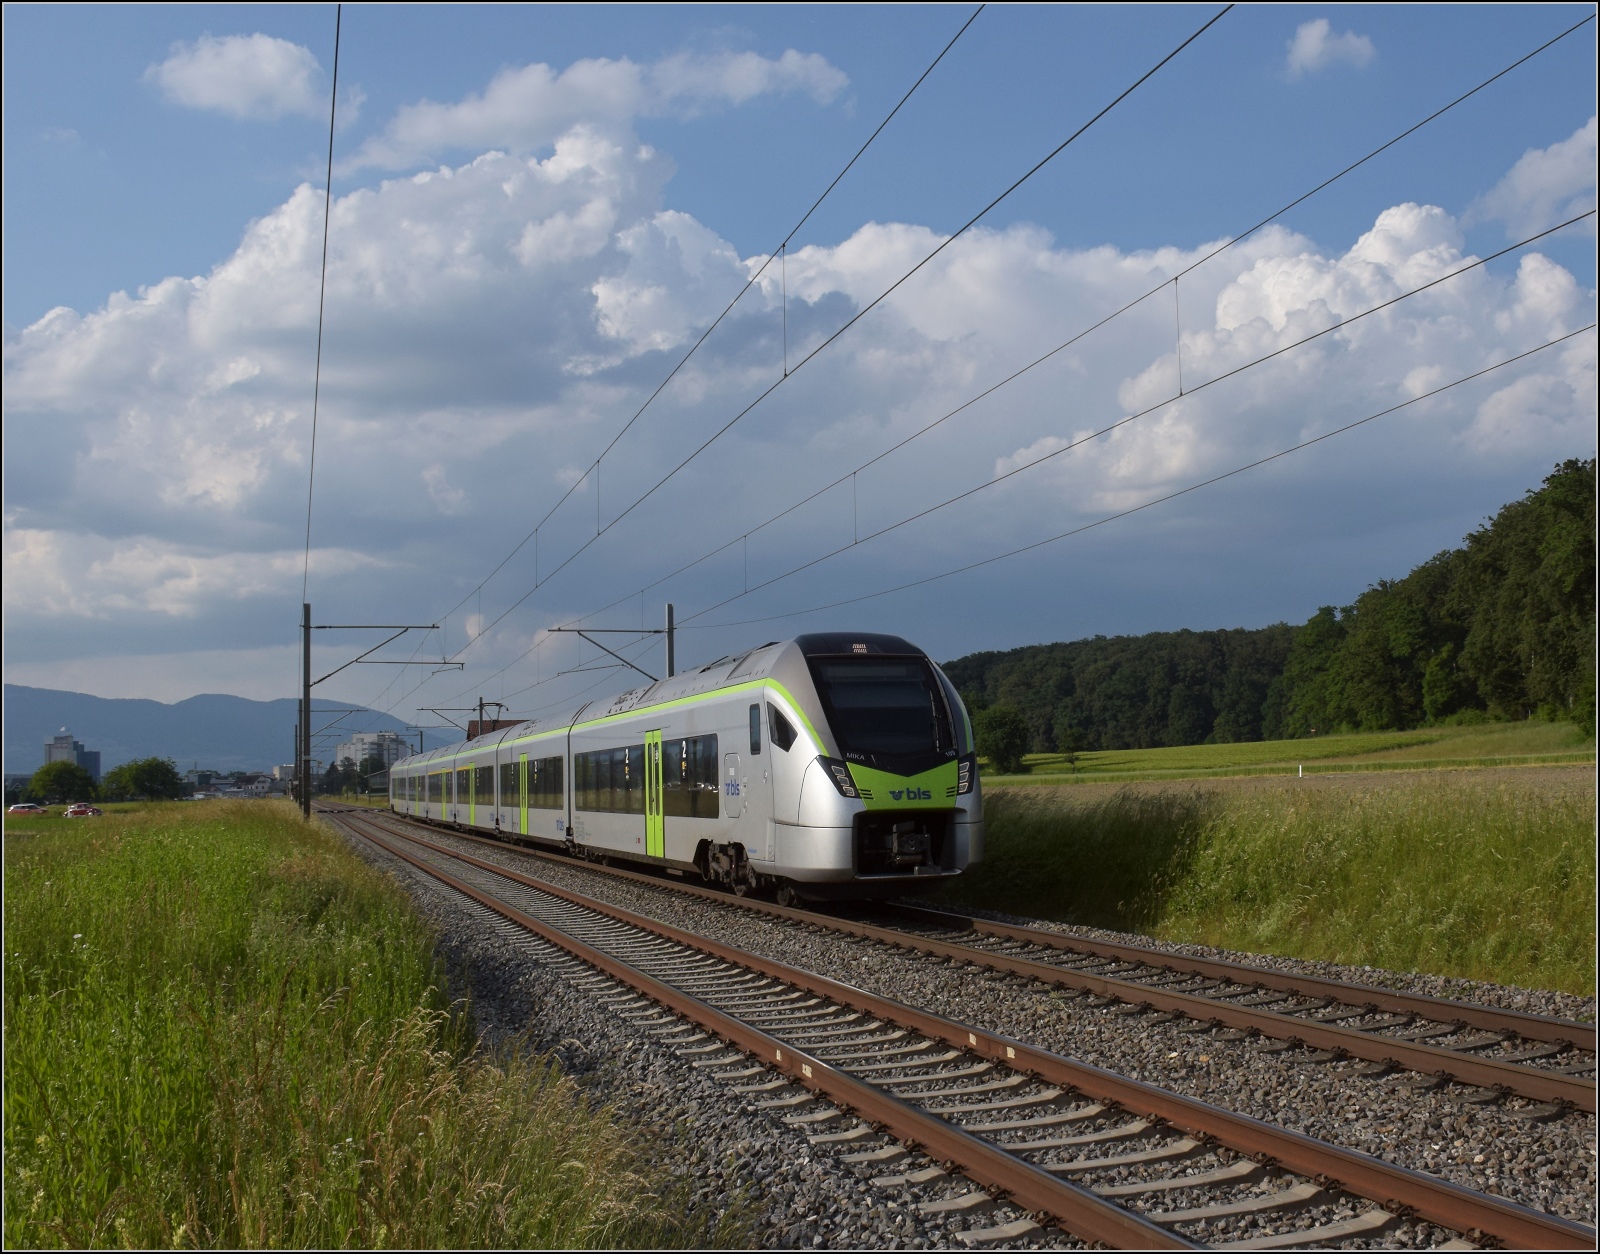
top-left (945, 459), bottom-right (1595, 752)
top-left (3, 686), bottom-right (462, 775)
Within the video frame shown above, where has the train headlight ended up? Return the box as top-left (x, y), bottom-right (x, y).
top-left (956, 753), bottom-right (977, 795)
top-left (818, 757), bottom-right (859, 798)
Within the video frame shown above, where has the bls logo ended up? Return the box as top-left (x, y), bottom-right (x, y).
top-left (889, 787), bottom-right (932, 801)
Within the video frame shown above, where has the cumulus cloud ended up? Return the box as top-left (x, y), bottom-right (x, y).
top-left (145, 33), bottom-right (323, 120)
top-left (4, 100), bottom-right (1593, 709)
top-left (1286, 19), bottom-right (1375, 77)
top-left (1471, 116), bottom-right (1597, 239)
top-left (346, 48), bottom-right (846, 170)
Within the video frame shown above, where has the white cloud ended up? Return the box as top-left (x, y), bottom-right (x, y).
top-left (145, 33), bottom-right (323, 120)
top-left (4, 103), bottom-right (1593, 709)
top-left (347, 48), bottom-right (846, 170)
top-left (1286, 19), bottom-right (1375, 77)
top-left (2, 529), bottom-right (379, 619)
top-left (1471, 116), bottom-right (1597, 240)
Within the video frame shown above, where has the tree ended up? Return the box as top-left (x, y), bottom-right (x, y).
top-left (26, 761), bottom-right (97, 803)
top-left (974, 705), bottom-right (1030, 774)
top-left (100, 757), bottom-right (186, 801)
top-left (320, 757), bottom-right (358, 796)
top-left (1053, 708), bottom-right (1086, 771)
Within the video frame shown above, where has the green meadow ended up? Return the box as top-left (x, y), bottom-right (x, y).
top-left (982, 718), bottom-right (1594, 784)
top-left (4, 802), bottom-right (720, 1249)
top-left (938, 767), bottom-right (1596, 995)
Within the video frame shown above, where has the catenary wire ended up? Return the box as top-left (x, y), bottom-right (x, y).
top-left (618, 14), bottom-right (1600, 601)
top-left (301, 4), bottom-right (342, 602)
top-left (362, 7), bottom-right (986, 723)
top-left (376, 10), bottom-right (1581, 718)
top-left (429, 6), bottom-right (1570, 688)
top-left (439, 5), bottom-right (1234, 668)
top-left (430, 5), bottom-right (986, 631)
top-left (442, 205), bottom-right (1593, 702)
top-left (682, 325), bottom-right (1595, 630)
top-left (675, 210), bottom-right (1595, 625)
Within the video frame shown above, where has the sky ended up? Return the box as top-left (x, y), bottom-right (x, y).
top-left (3, 4), bottom-right (1595, 739)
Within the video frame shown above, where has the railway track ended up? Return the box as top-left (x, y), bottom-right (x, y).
top-left (334, 805), bottom-right (1596, 1116)
top-left (325, 805), bottom-right (1593, 1251)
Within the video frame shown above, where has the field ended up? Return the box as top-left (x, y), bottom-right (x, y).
top-left (985, 718), bottom-right (1595, 784)
top-left (935, 766), bottom-right (1596, 995)
top-left (4, 801), bottom-right (717, 1249)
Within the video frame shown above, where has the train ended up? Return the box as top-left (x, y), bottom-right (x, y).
top-left (388, 632), bottom-right (983, 901)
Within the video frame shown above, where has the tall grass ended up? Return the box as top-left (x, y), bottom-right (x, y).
top-left (4, 802), bottom-right (713, 1249)
top-left (938, 774), bottom-right (1595, 994)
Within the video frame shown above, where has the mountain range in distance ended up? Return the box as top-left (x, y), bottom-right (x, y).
top-left (4, 684), bottom-right (464, 776)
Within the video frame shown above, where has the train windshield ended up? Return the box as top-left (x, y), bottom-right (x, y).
top-left (808, 656), bottom-right (956, 764)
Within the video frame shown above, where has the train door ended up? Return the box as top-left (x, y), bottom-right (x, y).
top-left (745, 702), bottom-right (775, 862)
top-left (519, 753), bottom-right (529, 837)
top-left (644, 731), bottom-right (664, 857)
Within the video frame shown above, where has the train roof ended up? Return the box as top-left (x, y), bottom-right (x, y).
top-left (390, 633), bottom-right (937, 771)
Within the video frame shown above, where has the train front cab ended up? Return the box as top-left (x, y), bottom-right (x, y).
top-left (764, 634), bottom-right (984, 900)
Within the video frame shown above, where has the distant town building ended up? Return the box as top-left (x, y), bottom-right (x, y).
top-left (45, 728), bottom-right (101, 782)
top-left (185, 769), bottom-right (216, 791)
top-left (333, 730), bottom-right (411, 771)
top-left (271, 764), bottom-right (297, 781)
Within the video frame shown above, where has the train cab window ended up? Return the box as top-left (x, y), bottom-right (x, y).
top-left (767, 703), bottom-right (797, 752)
top-left (749, 704), bottom-right (762, 755)
top-left (807, 656), bottom-right (955, 764)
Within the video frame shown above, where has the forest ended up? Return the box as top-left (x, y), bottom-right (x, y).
top-left (944, 459), bottom-right (1595, 752)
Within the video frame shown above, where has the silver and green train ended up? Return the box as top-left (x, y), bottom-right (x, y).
top-left (388, 633), bottom-right (983, 900)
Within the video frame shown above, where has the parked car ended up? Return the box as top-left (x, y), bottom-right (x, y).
top-left (7, 802), bottom-right (46, 814)
top-left (63, 803), bottom-right (104, 818)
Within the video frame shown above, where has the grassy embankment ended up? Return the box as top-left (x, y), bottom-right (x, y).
top-left (984, 718), bottom-right (1594, 785)
top-left (4, 801), bottom-right (720, 1249)
top-left (937, 767), bottom-right (1595, 995)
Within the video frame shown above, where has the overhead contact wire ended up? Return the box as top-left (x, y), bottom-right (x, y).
top-left (678, 210), bottom-right (1595, 624)
top-left (408, 8), bottom-right (1586, 712)
top-left (432, 5), bottom-right (986, 628)
top-left (446, 5), bottom-right (1233, 668)
top-left (617, 14), bottom-right (1600, 618)
top-left (690, 326), bottom-right (1595, 629)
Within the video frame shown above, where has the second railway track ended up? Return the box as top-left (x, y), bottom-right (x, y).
top-left (336, 804), bottom-right (1596, 1116)
top-left (326, 805), bottom-right (1593, 1251)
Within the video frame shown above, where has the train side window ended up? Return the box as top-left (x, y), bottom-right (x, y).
top-left (499, 760), bottom-right (517, 806)
top-left (749, 704), bottom-right (761, 756)
top-left (767, 703), bottom-right (797, 751)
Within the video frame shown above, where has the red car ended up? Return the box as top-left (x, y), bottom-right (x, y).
top-left (63, 803), bottom-right (104, 818)
top-left (7, 802), bottom-right (46, 814)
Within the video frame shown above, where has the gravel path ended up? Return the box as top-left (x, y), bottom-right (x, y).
top-left (342, 820), bottom-right (1083, 1250)
top-left (383, 823), bottom-right (1596, 1229)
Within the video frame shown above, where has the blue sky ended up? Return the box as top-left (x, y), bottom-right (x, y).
top-left (3, 5), bottom-right (1595, 724)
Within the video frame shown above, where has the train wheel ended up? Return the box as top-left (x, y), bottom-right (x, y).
top-left (774, 884), bottom-right (801, 909)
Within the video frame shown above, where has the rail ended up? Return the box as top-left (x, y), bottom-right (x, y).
top-left (325, 806), bottom-right (1594, 1251)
